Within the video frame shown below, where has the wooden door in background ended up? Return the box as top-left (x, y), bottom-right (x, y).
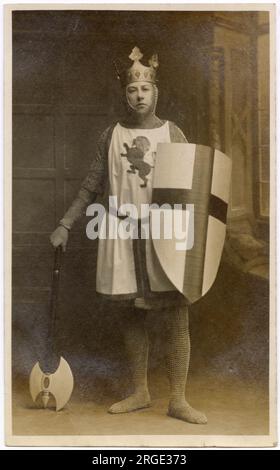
top-left (12, 29), bottom-right (115, 305)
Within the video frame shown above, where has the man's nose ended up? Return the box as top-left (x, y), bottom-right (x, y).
top-left (137, 90), bottom-right (144, 101)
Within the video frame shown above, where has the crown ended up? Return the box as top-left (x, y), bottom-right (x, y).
top-left (114, 47), bottom-right (159, 86)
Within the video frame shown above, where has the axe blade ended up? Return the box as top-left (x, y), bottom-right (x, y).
top-left (29, 356), bottom-right (74, 411)
top-left (29, 361), bottom-right (44, 404)
top-left (49, 357), bottom-right (74, 411)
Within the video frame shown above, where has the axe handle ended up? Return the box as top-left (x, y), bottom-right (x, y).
top-left (54, 244), bottom-right (63, 272)
top-left (48, 246), bottom-right (63, 356)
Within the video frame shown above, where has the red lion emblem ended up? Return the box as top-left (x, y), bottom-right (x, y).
top-left (121, 136), bottom-right (154, 188)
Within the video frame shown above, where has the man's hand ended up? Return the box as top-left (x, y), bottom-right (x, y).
top-left (50, 226), bottom-right (69, 252)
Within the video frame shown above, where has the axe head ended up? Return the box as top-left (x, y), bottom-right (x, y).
top-left (29, 356), bottom-right (74, 411)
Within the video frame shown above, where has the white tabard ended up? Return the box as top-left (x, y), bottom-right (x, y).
top-left (96, 121), bottom-right (179, 300)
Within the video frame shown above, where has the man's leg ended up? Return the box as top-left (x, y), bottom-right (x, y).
top-left (165, 305), bottom-right (207, 424)
top-left (108, 308), bottom-right (151, 413)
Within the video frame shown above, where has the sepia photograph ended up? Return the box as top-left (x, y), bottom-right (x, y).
top-left (4, 3), bottom-right (276, 447)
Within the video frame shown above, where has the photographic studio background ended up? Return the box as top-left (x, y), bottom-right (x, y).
top-left (12, 10), bottom-right (270, 436)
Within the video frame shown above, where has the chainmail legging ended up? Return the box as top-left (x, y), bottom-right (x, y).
top-left (121, 308), bottom-right (150, 393)
top-left (121, 305), bottom-right (190, 401)
top-left (165, 306), bottom-right (190, 404)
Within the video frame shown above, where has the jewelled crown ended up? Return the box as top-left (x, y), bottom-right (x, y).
top-left (114, 47), bottom-right (159, 86)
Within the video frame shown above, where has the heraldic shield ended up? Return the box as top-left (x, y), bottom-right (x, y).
top-left (150, 143), bottom-right (232, 304)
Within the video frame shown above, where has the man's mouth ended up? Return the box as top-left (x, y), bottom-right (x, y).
top-left (136, 103), bottom-right (147, 107)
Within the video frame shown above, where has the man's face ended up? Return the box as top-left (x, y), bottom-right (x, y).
top-left (126, 81), bottom-right (156, 116)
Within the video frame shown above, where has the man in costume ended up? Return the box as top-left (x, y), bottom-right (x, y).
top-left (50, 47), bottom-right (207, 424)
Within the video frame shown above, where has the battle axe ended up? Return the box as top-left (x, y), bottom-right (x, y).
top-left (29, 246), bottom-right (74, 411)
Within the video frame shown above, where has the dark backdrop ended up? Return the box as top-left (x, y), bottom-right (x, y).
top-left (12, 11), bottom-right (269, 401)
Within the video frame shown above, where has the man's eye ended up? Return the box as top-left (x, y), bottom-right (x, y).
top-left (128, 88), bottom-right (137, 93)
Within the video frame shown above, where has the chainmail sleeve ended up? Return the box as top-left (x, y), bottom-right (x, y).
top-left (169, 121), bottom-right (188, 143)
top-left (60, 125), bottom-right (115, 229)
